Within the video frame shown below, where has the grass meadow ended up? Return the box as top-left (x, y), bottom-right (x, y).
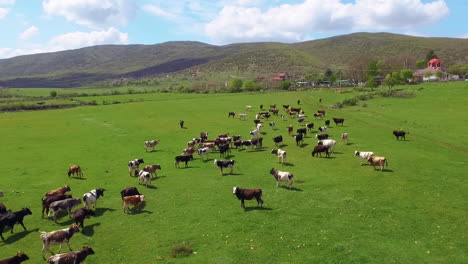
top-left (0, 82), bottom-right (467, 263)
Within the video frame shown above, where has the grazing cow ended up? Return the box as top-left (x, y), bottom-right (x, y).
top-left (317, 110), bottom-right (326, 117)
top-left (219, 143), bottom-right (230, 157)
top-left (48, 198), bottom-right (81, 222)
top-left (270, 109), bottom-right (279, 115)
top-left (42, 195), bottom-right (72, 218)
top-left (324, 120), bottom-right (330, 127)
top-left (245, 105), bottom-right (252, 111)
top-left (318, 139), bottom-right (337, 153)
top-left (354, 151), bottom-right (375, 165)
top-left (73, 208), bottom-right (94, 228)
top-left (46, 246), bottom-right (94, 264)
top-left (333, 118), bottom-right (345, 126)
top-left (272, 135), bottom-right (283, 146)
top-left (0, 252), bottom-right (29, 264)
top-left (214, 159), bottom-right (235, 175)
top-left (306, 123), bottom-right (314, 132)
top-left (179, 120), bottom-right (184, 128)
top-left (250, 137), bottom-right (263, 148)
top-left (144, 140), bottom-right (160, 152)
top-left (128, 159), bottom-right (144, 176)
top-left (312, 145), bottom-right (330, 157)
top-left (318, 126), bottom-right (328, 134)
top-left (393, 130), bottom-right (407, 140)
top-left (270, 104), bottom-right (276, 109)
top-left (250, 129), bottom-right (260, 138)
top-left (253, 119), bottom-right (261, 125)
top-left (228, 112), bottom-right (236, 118)
top-left (233, 140), bottom-right (243, 150)
top-left (232, 187), bottom-right (263, 208)
top-left (0, 203), bottom-right (7, 215)
top-left (197, 147), bottom-right (211, 161)
top-left (294, 133), bottom-right (304, 146)
top-left (297, 118), bottom-right (305, 125)
top-left (288, 125), bottom-right (293, 136)
top-left (175, 155), bottom-right (193, 168)
top-left (314, 112), bottom-right (323, 119)
top-left (82, 189), bottom-right (105, 209)
top-left (270, 168), bottom-right (294, 189)
top-left (45, 186), bottom-right (71, 197)
top-left (239, 113), bottom-right (247, 120)
top-left (269, 121), bottom-right (276, 129)
top-left (282, 104), bottom-right (290, 110)
top-left (280, 114), bottom-right (285, 120)
top-left (0, 208), bottom-right (32, 240)
top-left (315, 133), bottom-right (329, 140)
top-left (123, 195), bottom-right (145, 213)
top-left (341, 133), bottom-right (349, 144)
top-left (143, 164), bottom-right (161, 178)
top-left (40, 224), bottom-right (80, 259)
top-left (367, 156), bottom-right (388, 171)
top-left (120, 187), bottom-right (141, 200)
top-left (134, 170), bottom-right (151, 187)
top-left (271, 149), bottom-right (287, 164)
top-left (261, 113), bottom-right (271, 119)
top-left (200, 142), bottom-right (216, 149)
top-left (296, 128), bottom-right (307, 135)
top-left (200, 132), bottom-right (208, 141)
top-left (67, 165), bottom-right (82, 178)
top-left (260, 104), bottom-right (263, 110)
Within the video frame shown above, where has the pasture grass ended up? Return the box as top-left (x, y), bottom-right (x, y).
top-left (0, 82), bottom-right (467, 263)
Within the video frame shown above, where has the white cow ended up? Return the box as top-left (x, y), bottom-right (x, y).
top-left (250, 129), bottom-right (260, 138)
top-left (245, 105), bottom-right (253, 111)
top-left (271, 149), bottom-right (287, 164)
top-left (136, 170), bottom-right (151, 187)
top-left (82, 189), bottom-right (105, 209)
top-left (270, 168), bottom-right (294, 189)
top-left (318, 139), bottom-right (337, 153)
top-left (354, 151), bottom-right (374, 165)
top-left (144, 140), bottom-right (159, 152)
top-left (239, 113), bottom-right (248, 120)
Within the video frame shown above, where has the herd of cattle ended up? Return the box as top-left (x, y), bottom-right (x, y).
top-left (0, 102), bottom-right (408, 263)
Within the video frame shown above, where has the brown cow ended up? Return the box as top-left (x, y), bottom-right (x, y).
top-left (67, 165), bottom-right (82, 178)
top-left (40, 224), bottom-right (80, 259)
top-left (123, 195), bottom-right (145, 213)
top-left (45, 186), bottom-right (71, 197)
top-left (0, 252), bottom-right (29, 264)
top-left (143, 164), bottom-right (161, 178)
top-left (367, 156), bottom-right (388, 171)
top-left (46, 246), bottom-right (94, 264)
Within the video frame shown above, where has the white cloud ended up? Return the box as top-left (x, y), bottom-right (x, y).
top-left (42, 0), bottom-right (136, 28)
top-left (0, 0), bottom-right (15, 5)
top-left (50, 27), bottom-right (128, 49)
top-left (143, 4), bottom-right (177, 20)
top-left (19, 26), bottom-right (39, 40)
top-left (403, 30), bottom-right (428, 38)
top-left (205, 0), bottom-right (449, 44)
top-left (461, 33), bottom-right (468, 39)
top-left (0, 7), bottom-right (9, 18)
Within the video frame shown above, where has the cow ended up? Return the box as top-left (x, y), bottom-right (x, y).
top-left (245, 105), bottom-right (252, 111)
top-left (333, 118), bottom-right (345, 126)
top-left (306, 123), bottom-right (314, 132)
top-left (214, 159), bottom-right (235, 175)
top-left (241, 140), bottom-right (254, 149)
top-left (239, 113), bottom-right (247, 120)
top-left (42, 195), bottom-right (72, 218)
top-left (219, 143), bottom-right (230, 157)
top-left (232, 135), bottom-right (242, 142)
top-left (318, 139), bottom-right (337, 153)
top-left (228, 112), bottom-right (236, 118)
top-left (142, 164), bottom-right (161, 178)
top-left (0, 208), bottom-right (32, 240)
top-left (271, 149), bottom-right (287, 164)
top-left (273, 135), bottom-right (283, 146)
top-left (288, 125), bottom-right (293, 136)
top-left (290, 107), bottom-right (301, 113)
top-left (123, 195), bottom-right (145, 213)
top-left (294, 133), bottom-right (304, 146)
top-left (253, 119), bottom-right (261, 125)
top-left (318, 126), bottom-right (328, 134)
top-left (128, 159), bottom-right (144, 176)
top-left (354, 151), bottom-right (375, 165)
top-left (144, 140), bottom-right (160, 152)
top-left (175, 155), bottom-right (193, 168)
top-left (393, 130), bottom-right (407, 140)
top-left (45, 186), bottom-right (71, 197)
top-left (48, 198), bottom-right (81, 223)
top-left (134, 170), bottom-right (151, 187)
top-left (282, 104), bottom-right (290, 110)
top-left (256, 123), bottom-right (263, 131)
top-left (367, 156), bottom-right (388, 171)
top-left (269, 109), bottom-right (279, 115)
top-left (312, 145), bottom-right (330, 158)
top-left (296, 128), bottom-right (307, 135)
top-left (270, 168), bottom-right (294, 189)
top-left (249, 129), bottom-right (260, 138)
top-left (233, 140), bottom-right (243, 150)
top-left (341, 133), bottom-right (349, 144)
top-left (250, 137), bottom-right (263, 148)
top-left (0, 203), bottom-right (7, 215)
top-left (197, 147), bottom-right (211, 161)
top-left (73, 208), bottom-right (94, 228)
top-left (324, 120), bottom-right (330, 127)
top-left (200, 132), bottom-right (208, 141)
top-left (179, 120), bottom-right (184, 128)
top-left (46, 246), bottom-right (94, 264)
top-left (314, 112), bottom-right (323, 119)
top-left (269, 121), bottom-right (276, 129)
top-left (270, 104), bottom-right (276, 109)
top-left (67, 165), bottom-right (82, 178)
top-left (0, 252), bottom-right (29, 264)
top-left (232, 187), bottom-right (263, 208)
top-left (317, 110), bottom-right (326, 117)
top-left (261, 113), bottom-right (271, 119)
top-left (260, 104), bottom-right (264, 110)
top-left (120, 187), bottom-right (141, 200)
top-left (315, 133), bottom-right (329, 140)
top-left (200, 142), bottom-right (216, 149)
top-left (82, 189), bottom-right (105, 209)
top-left (40, 224), bottom-right (80, 259)
top-left (297, 118), bottom-right (305, 125)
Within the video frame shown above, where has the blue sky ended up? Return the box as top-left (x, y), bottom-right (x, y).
top-left (0, 0), bottom-right (466, 58)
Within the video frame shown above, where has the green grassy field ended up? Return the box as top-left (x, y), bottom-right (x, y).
top-left (0, 83), bottom-right (467, 263)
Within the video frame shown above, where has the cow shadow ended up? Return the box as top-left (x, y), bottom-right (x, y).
top-left (280, 186), bottom-right (303, 192)
top-left (1, 228), bottom-right (39, 245)
top-left (222, 173), bottom-right (243, 176)
top-left (299, 143), bottom-right (309, 148)
top-left (283, 162), bottom-right (294, 166)
top-left (56, 218), bottom-right (75, 226)
top-left (223, 154), bottom-right (236, 159)
top-left (332, 151), bottom-right (343, 154)
top-left (346, 143), bottom-right (355, 146)
top-left (81, 222), bottom-right (101, 237)
top-left (94, 207), bottom-right (116, 217)
top-left (244, 207), bottom-right (273, 212)
top-left (278, 144), bottom-right (288, 148)
top-left (145, 185), bottom-right (157, 190)
top-left (380, 169), bottom-right (394, 172)
top-left (70, 177), bottom-right (86, 180)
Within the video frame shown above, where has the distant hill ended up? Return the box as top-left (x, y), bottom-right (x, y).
top-left (0, 32), bottom-right (467, 87)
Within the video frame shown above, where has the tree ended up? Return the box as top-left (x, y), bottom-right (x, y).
top-left (242, 80), bottom-right (262, 91)
top-left (367, 60), bottom-right (382, 78)
top-left (400, 69), bottom-right (413, 83)
top-left (416, 60), bottom-right (428, 69)
top-left (305, 73), bottom-right (320, 85)
top-left (384, 73), bottom-right (398, 89)
top-left (324, 68), bottom-right (333, 78)
top-left (50, 91), bottom-right (57, 98)
top-left (229, 78), bottom-right (243, 92)
top-left (279, 81), bottom-right (292, 90)
top-left (425, 49), bottom-right (438, 61)
top-left (329, 74), bottom-right (338, 84)
top-left (366, 76), bottom-right (378, 89)
top-left (424, 71), bottom-right (433, 78)
top-left (435, 70), bottom-right (443, 79)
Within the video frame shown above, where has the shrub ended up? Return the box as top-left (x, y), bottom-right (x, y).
top-left (50, 91), bottom-right (57, 98)
top-left (171, 243), bottom-right (193, 258)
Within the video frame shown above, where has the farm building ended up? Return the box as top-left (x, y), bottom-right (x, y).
top-left (413, 58), bottom-right (447, 82)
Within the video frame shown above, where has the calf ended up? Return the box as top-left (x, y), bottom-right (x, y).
top-left (40, 224), bottom-right (80, 259)
top-left (45, 186), bottom-right (71, 197)
top-left (197, 147), bottom-right (211, 161)
top-left (232, 187), bottom-right (263, 208)
top-left (354, 151), bottom-right (375, 165)
top-left (269, 121), bottom-right (276, 129)
top-left (333, 118), bottom-right (345, 126)
top-left (67, 165), bottom-right (82, 178)
top-left (175, 155), bottom-right (193, 168)
top-left (306, 123), bottom-right (314, 132)
top-left (82, 189), bottom-right (105, 209)
top-left (143, 164), bottom-right (161, 178)
top-left (46, 246), bottom-right (94, 264)
top-left (341, 133), bottom-right (349, 144)
top-left (367, 156), bottom-right (388, 171)
top-left (270, 168), bottom-right (294, 189)
top-left (214, 159), bottom-right (235, 175)
top-left (271, 149), bottom-right (287, 164)
top-left (120, 187), bottom-right (141, 200)
top-left (393, 130), bottom-right (407, 140)
top-left (315, 133), bottom-right (329, 140)
top-left (294, 133), bottom-right (304, 146)
top-left (135, 170), bottom-right (151, 187)
top-left (0, 208), bottom-right (32, 240)
top-left (296, 128), bottom-right (307, 135)
top-left (228, 112), bottom-right (236, 118)
top-left (318, 126), bottom-right (328, 134)
top-left (0, 252), bottom-right (29, 264)
top-left (312, 145), bottom-right (330, 158)
top-left (42, 194), bottom-right (72, 218)
top-left (272, 135), bottom-right (283, 146)
top-left (144, 140), bottom-right (160, 152)
top-left (48, 198), bottom-right (81, 222)
top-left (123, 195), bottom-right (145, 213)
top-left (73, 208), bottom-right (95, 228)
top-left (128, 158), bottom-right (144, 176)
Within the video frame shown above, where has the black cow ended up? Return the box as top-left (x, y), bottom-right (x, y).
top-left (42, 194), bottom-right (72, 218)
top-left (315, 134), bottom-right (329, 140)
top-left (233, 140), bottom-right (243, 150)
top-left (0, 208), bottom-right (32, 240)
top-left (241, 140), bottom-right (254, 149)
top-left (324, 120), bottom-right (330, 127)
top-left (312, 145), bottom-right (330, 157)
top-left (214, 159), bottom-right (235, 175)
top-left (0, 203), bottom-right (7, 215)
top-left (253, 119), bottom-right (261, 125)
top-left (219, 143), bottom-right (230, 157)
top-left (273, 135), bottom-right (283, 146)
top-left (73, 208), bottom-right (95, 228)
top-left (294, 133), bottom-right (304, 146)
top-left (228, 112), bottom-right (235, 118)
top-left (175, 155), bottom-right (193, 168)
top-left (296, 128), bottom-right (307, 135)
top-left (333, 118), bottom-right (344, 126)
top-left (306, 123), bottom-right (314, 132)
top-left (232, 187), bottom-right (263, 208)
top-left (393, 130), bottom-right (407, 140)
top-left (251, 137), bottom-right (263, 148)
top-left (120, 187), bottom-right (141, 199)
top-left (0, 252), bottom-right (30, 263)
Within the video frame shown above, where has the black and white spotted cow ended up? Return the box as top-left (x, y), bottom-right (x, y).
top-left (128, 159), bottom-right (144, 176)
top-left (214, 159), bottom-right (235, 175)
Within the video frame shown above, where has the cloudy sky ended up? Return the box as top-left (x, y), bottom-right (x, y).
top-left (0, 0), bottom-right (466, 59)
